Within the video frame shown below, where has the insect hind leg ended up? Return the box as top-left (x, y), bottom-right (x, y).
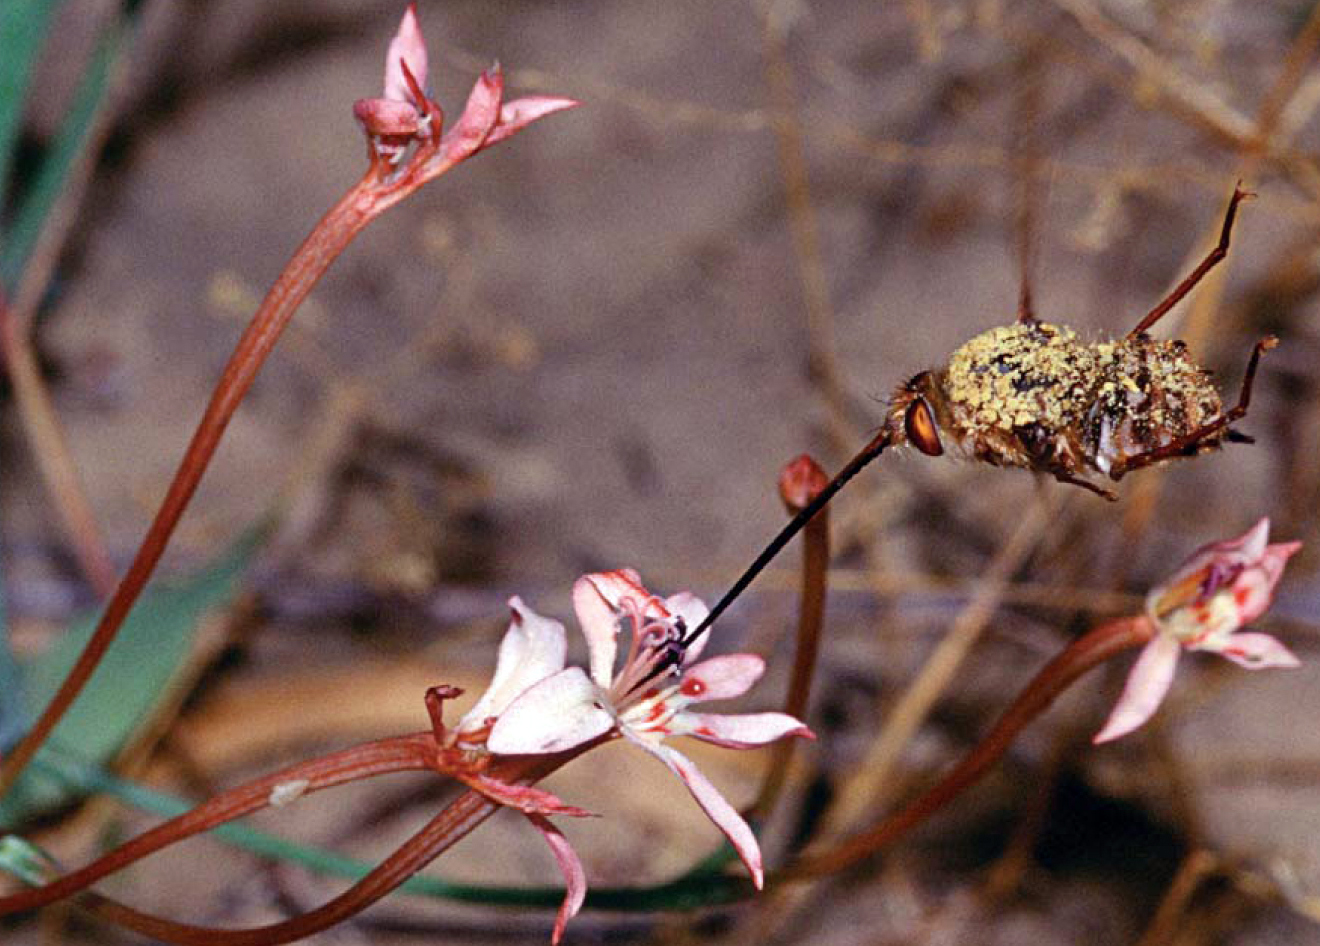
top-left (1127, 184), bottom-right (1253, 338)
top-left (1109, 335), bottom-right (1277, 479)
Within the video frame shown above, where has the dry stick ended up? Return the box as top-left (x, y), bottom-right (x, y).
top-left (761, 8), bottom-right (851, 453)
top-left (0, 167), bottom-right (385, 797)
top-left (818, 492), bottom-right (1056, 838)
top-left (0, 293), bottom-right (116, 595)
top-left (0, 733), bottom-right (435, 914)
top-left (753, 457), bottom-right (831, 819)
top-left (787, 614), bottom-right (1154, 878)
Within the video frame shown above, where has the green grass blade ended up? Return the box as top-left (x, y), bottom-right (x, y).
top-left (0, 527), bottom-right (265, 826)
top-left (0, 0), bottom-right (60, 206)
top-left (0, 10), bottom-right (126, 290)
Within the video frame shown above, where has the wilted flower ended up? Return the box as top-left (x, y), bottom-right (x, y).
top-left (352, 4), bottom-right (578, 168)
top-left (1094, 518), bottom-right (1301, 744)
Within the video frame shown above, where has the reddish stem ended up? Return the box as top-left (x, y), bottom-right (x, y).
top-left (787, 615), bottom-right (1154, 878)
top-left (0, 733), bottom-right (435, 914)
top-left (0, 169), bottom-right (394, 797)
top-left (77, 788), bottom-right (499, 946)
top-left (754, 456), bottom-right (830, 817)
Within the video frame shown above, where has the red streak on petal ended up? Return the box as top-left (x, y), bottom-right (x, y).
top-left (681, 678), bottom-right (706, 698)
top-left (509, 607), bottom-right (523, 626)
top-left (1235, 588), bottom-right (1250, 607)
top-left (696, 725), bottom-right (715, 736)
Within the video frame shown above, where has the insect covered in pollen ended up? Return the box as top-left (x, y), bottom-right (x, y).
top-left (886, 185), bottom-right (1276, 501)
top-left (680, 185), bottom-right (1278, 649)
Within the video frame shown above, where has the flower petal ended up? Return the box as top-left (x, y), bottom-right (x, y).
top-left (383, 4), bottom-right (428, 103)
top-left (352, 97), bottom-right (421, 136)
top-left (460, 597), bottom-right (567, 730)
top-left (573, 570), bottom-right (645, 688)
top-left (487, 668), bottom-right (614, 755)
top-left (440, 66), bottom-right (504, 164)
top-left (681, 654), bottom-right (765, 702)
top-left (670, 710), bottom-right (813, 748)
top-left (1093, 633), bottom-right (1182, 744)
top-left (665, 591), bottom-right (711, 664)
top-left (526, 813), bottom-right (587, 946)
top-left (1234, 542), bottom-right (1302, 624)
top-left (626, 736), bottom-right (764, 888)
top-left (484, 96), bottom-right (581, 147)
top-left (1209, 631), bottom-right (1301, 670)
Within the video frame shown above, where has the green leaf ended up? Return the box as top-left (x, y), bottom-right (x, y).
top-left (0, 469), bottom-right (29, 750)
top-left (0, 833), bottom-right (59, 886)
top-left (0, 0), bottom-right (60, 206)
top-left (0, 527), bottom-right (264, 827)
top-left (0, 9), bottom-right (129, 290)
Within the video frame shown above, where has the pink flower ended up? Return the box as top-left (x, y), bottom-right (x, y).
top-left (352, 5), bottom-right (578, 168)
top-left (485, 570), bottom-right (812, 893)
top-left (1094, 518), bottom-right (1301, 744)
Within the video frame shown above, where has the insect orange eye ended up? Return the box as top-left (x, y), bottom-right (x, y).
top-left (905, 398), bottom-right (943, 456)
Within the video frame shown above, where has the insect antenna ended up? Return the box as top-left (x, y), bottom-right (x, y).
top-left (1012, 45), bottom-right (1046, 325)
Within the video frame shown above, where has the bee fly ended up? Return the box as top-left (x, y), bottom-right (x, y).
top-left (681, 185), bottom-right (1277, 646)
top-left (889, 184), bottom-right (1274, 501)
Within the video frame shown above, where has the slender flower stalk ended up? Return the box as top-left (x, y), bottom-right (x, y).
top-left (753, 454), bottom-right (830, 818)
top-left (0, 5), bottom-right (577, 798)
top-left (789, 616), bottom-right (1155, 878)
top-left (1, 573), bottom-right (807, 945)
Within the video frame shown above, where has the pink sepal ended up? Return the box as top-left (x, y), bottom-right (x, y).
top-left (465, 774), bottom-right (594, 818)
top-left (484, 96), bottom-right (581, 147)
top-left (672, 710), bottom-right (813, 748)
top-left (526, 813), bottom-right (587, 946)
top-left (1093, 633), bottom-right (1181, 745)
top-left (440, 67), bottom-right (504, 163)
top-left (624, 732), bottom-right (764, 888)
top-left (1207, 631), bottom-right (1301, 669)
top-left (383, 4), bottom-right (428, 104)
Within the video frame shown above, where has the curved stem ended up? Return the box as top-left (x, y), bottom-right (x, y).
top-left (0, 733), bottom-right (435, 914)
top-left (79, 788), bottom-right (499, 946)
top-left (753, 461), bottom-right (830, 818)
top-left (787, 615), bottom-right (1154, 878)
top-left (0, 169), bottom-right (387, 797)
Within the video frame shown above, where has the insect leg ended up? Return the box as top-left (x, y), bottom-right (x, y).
top-left (1109, 335), bottom-right (1277, 479)
top-left (1127, 184), bottom-right (1253, 338)
top-left (1050, 469), bottom-right (1117, 501)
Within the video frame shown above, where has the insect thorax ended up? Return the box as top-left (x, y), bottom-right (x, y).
top-left (941, 322), bottom-right (1097, 453)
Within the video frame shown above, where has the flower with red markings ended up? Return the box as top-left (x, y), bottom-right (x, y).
top-left (1094, 517), bottom-right (1301, 744)
top-left (484, 570), bottom-right (813, 895)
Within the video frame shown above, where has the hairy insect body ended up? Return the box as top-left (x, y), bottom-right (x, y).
top-left (1084, 337), bottom-right (1223, 476)
top-left (888, 321), bottom-right (1237, 496)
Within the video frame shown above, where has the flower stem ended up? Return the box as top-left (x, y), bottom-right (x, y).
top-left (0, 733), bottom-right (435, 914)
top-left (753, 457), bottom-right (831, 818)
top-left (786, 615), bottom-right (1154, 878)
top-left (74, 788), bottom-right (499, 946)
top-left (0, 169), bottom-right (387, 798)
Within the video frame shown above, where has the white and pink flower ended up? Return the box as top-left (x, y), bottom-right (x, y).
top-left (1094, 518), bottom-right (1301, 744)
top-left (451, 570), bottom-right (811, 941)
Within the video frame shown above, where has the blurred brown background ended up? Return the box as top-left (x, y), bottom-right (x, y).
top-left (4, 0), bottom-right (1320, 943)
